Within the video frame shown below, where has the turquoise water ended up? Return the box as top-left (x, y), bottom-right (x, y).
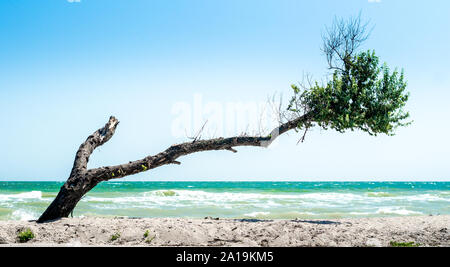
top-left (0, 181), bottom-right (449, 221)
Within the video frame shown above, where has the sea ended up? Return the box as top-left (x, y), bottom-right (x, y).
top-left (0, 181), bottom-right (449, 221)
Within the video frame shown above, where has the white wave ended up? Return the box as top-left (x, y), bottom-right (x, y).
top-left (401, 194), bottom-right (449, 202)
top-left (376, 207), bottom-right (423, 216)
top-left (80, 190), bottom-right (449, 215)
top-left (295, 192), bottom-right (364, 202)
top-left (86, 190), bottom-right (301, 203)
top-left (243, 211), bottom-right (271, 217)
top-left (0, 191), bottom-right (42, 201)
top-left (366, 192), bottom-right (394, 197)
top-left (243, 211), bottom-right (318, 219)
top-left (158, 190), bottom-right (365, 203)
top-left (364, 192), bottom-right (450, 202)
top-left (82, 190), bottom-right (371, 209)
top-left (11, 210), bottom-right (37, 221)
top-left (280, 211), bottom-right (317, 216)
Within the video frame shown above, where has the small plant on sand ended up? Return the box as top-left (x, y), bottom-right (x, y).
top-left (110, 233), bottom-right (121, 241)
top-left (390, 241), bottom-right (420, 247)
top-left (17, 228), bottom-right (34, 243)
top-left (145, 235), bottom-right (156, 244)
top-left (143, 230), bottom-right (156, 244)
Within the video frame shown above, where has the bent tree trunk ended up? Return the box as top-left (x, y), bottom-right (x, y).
top-left (37, 114), bottom-right (310, 223)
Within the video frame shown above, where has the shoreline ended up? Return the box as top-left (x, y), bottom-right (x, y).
top-left (0, 215), bottom-right (448, 247)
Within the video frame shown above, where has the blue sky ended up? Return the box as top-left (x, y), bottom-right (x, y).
top-left (0, 0), bottom-right (449, 181)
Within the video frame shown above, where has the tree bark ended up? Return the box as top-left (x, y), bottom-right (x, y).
top-left (37, 113), bottom-right (311, 223)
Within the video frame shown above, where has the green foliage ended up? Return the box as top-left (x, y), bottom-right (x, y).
top-left (289, 50), bottom-right (410, 136)
top-left (144, 230), bottom-right (150, 238)
top-left (110, 232), bottom-right (120, 241)
top-left (288, 15), bottom-right (410, 137)
top-left (17, 228), bottom-right (34, 243)
top-left (390, 241), bottom-right (420, 247)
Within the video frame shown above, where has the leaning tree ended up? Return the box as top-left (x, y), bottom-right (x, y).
top-left (37, 15), bottom-right (410, 223)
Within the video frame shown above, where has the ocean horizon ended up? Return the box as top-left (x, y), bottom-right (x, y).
top-left (1, 181), bottom-right (449, 221)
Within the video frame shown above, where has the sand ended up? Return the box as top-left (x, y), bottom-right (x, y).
top-left (0, 215), bottom-right (448, 247)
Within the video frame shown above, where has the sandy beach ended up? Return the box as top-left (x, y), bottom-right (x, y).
top-left (0, 215), bottom-right (448, 247)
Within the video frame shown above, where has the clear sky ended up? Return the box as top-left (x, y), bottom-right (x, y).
top-left (0, 0), bottom-right (449, 181)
